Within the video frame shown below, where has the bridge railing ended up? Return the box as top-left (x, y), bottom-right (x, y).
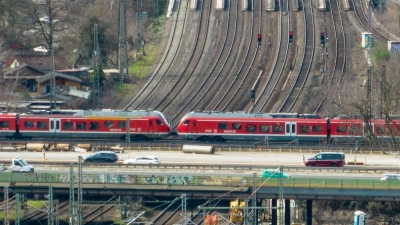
top-left (0, 172), bottom-right (399, 190)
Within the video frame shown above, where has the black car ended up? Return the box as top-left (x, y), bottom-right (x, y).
top-left (83, 151), bottom-right (118, 163)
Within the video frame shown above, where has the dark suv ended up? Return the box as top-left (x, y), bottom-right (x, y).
top-left (303, 152), bottom-right (345, 167)
top-left (83, 151), bottom-right (118, 163)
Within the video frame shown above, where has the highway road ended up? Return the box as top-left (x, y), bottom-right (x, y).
top-left (1, 150), bottom-right (399, 180)
top-left (1, 150), bottom-right (399, 165)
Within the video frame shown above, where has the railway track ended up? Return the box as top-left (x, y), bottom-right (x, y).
top-left (177, 0), bottom-right (238, 113)
top-left (352, 0), bottom-right (389, 42)
top-left (248, 0), bottom-right (285, 113)
top-left (124, 0), bottom-right (185, 110)
top-left (155, 0), bottom-right (211, 114)
top-left (223, 0), bottom-right (262, 112)
top-left (211, 0), bottom-right (259, 112)
top-left (83, 196), bottom-right (117, 224)
top-left (314, 0), bottom-right (347, 114)
top-left (166, 0), bottom-right (247, 129)
top-left (278, 0), bottom-right (315, 113)
top-left (150, 197), bottom-right (181, 225)
top-left (22, 200), bottom-right (68, 224)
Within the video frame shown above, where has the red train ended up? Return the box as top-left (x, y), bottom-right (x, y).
top-left (176, 111), bottom-right (400, 143)
top-left (0, 110), bottom-right (170, 140)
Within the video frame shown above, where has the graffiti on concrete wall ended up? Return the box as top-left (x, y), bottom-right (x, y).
top-left (0, 172), bottom-right (250, 187)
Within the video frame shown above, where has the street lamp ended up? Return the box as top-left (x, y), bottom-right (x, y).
top-left (73, 49), bottom-right (78, 69)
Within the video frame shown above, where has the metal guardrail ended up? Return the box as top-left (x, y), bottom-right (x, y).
top-left (0, 160), bottom-right (399, 173)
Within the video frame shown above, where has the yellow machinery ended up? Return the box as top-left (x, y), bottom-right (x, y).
top-left (229, 198), bottom-right (245, 224)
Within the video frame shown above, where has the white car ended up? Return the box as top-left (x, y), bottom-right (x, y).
top-left (39, 16), bottom-right (50, 23)
top-left (33, 46), bottom-right (48, 53)
top-left (123, 156), bottom-right (160, 165)
top-left (380, 174), bottom-right (400, 180)
top-left (39, 16), bottom-right (60, 24)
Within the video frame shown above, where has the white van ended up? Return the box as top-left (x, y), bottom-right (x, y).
top-left (380, 174), bottom-right (400, 180)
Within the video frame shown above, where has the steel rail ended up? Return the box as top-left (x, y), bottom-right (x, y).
top-left (123, 0), bottom-right (183, 110)
top-left (169, 1), bottom-right (235, 129)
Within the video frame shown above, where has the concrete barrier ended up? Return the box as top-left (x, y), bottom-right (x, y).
top-left (182, 145), bottom-right (215, 154)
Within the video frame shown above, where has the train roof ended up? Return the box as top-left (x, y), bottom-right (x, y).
top-left (73, 110), bottom-right (165, 118)
top-left (183, 111), bottom-right (274, 119)
top-left (182, 111), bottom-right (320, 119)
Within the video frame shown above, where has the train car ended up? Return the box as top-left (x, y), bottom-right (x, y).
top-left (190, 0), bottom-right (198, 11)
top-left (371, 118), bottom-right (400, 141)
top-left (343, 0), bottom-right (351, 11)
top-left (265, 0), bottom-right (276, 11)
top-left (0, 114), bottom-right (17, 138)
top-left (0, 110), bottom-right (171, 141)
top-left (317, 0), bottom-right (326, 11)
top-left (293, 0), bottom-right (299, 10)
top-left (329, 118), bottom-right (364, 144)
top-left (243, 0), bottom-right (249, 11)
top-left (216, 0), bottom-right (225, 10)
top-left (176, 111), bottom-right (329, 142)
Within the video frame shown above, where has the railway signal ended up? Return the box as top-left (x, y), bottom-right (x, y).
top-left (320, 32), bottom-right (325, 45)
top-left (289, 31), bottom-right (293, 43)
top-left (257, 34), bottom-right (262, 44)
top-left (251, 90), bottom-right (255, 103)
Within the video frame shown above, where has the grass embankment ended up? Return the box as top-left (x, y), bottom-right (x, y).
top-left (114, 16), bottom-right (168, 106)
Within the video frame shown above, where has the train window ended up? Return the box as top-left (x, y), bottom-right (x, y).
top-left (24, 121), bottom-right (34, 128)
top-left (259, 125), bottom-right (270, 133)
top-left (183, 120), bottom-right (189, 126)
top-left (90, 122), bottom-right (100, 130)
top-left (76, 122), bottom-right (86, 130)
top-left (232, 123), bottom-right (242, 130)
top-left (37, 122), bottom-right (47, 130)
top-left (246, 125), bottom-right (256, 132)
top-left (299, 126), bottom-right (309, 133)
top-left (0, 121), bottom-right (9, 128)
top-left (312, 125), bottom-right (323, 132)
top-left (272, 125), bottom-right (283, 133)
top-left (104, 121), bottom-right (114, 128)
top-left (118, 121), bottom-right (126, 128)
top-left (156, 120), bottom-right (163, 126)
top-left (336, 126), bottom-right (347, 133)
top-left (218, 123), bottom-right (228, 130)
top-left (376, 126), bottom-right (386, 135)
top-left (63, 122), bottom-right (73, 130)
top-left (350, 126), bottom-right (361, 135)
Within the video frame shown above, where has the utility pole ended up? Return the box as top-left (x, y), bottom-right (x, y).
top-left (118, 0), bottom-right (128, 83)
top-left (93, 24), bottom-right (100, 106)
top-left (381, 65), bottom-right (385, 118)
top-left (50, 50), bottom-right (55, 113)
top-left (4, 186), bottom-right (9, 225)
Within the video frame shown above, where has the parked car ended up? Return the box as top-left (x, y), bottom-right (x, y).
top-left (33, 46), bottom-right (48, 53)
top-left (123, 156), bottom-right (160, 165)
top-left (303, 152), bottom-right (346, 167)
top-left (83, 151), bottom-right (118, 163)
top-left (261, 169), bottom-right (290, 178)
top-left (381, 174), bottom-right (400, 180)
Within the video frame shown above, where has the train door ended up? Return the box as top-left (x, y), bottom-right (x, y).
top-left (148, 120), bottom-right (154, 135)
top-left (50, 118), bottom-right (61, 133)
top-left (189, 120), bottom-right (198, 136)
top-left (285, 122), bottom-right (296, 139)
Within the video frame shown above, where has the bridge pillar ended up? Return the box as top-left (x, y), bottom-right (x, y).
top-left (306, 199), bottom-right (313, 225)
top-left (271, 198), bottom-right (277, 225)
top-left (285, 199), bottom-right (290, 225)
